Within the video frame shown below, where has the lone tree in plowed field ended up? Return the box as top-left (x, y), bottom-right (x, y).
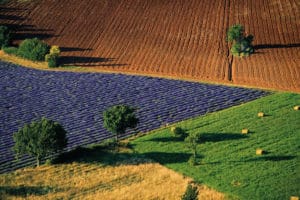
top-left (13, 118), bottom-right (68, 167)
top-left (103, 105), bottom-right (138, 144)
top-left (227, 24), bottom-right (254, 57)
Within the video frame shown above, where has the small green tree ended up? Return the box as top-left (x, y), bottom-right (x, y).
top-left (226, 24), bottom-right (244, 43)
top-left (45, 45), bottom-right (61, 68)
top-left (0, 25), bottom-right (10, 48)
top-left (103, 105), bottom-right (138, 143)
top-left (17, 38), bottom-right (49, 61)
top-left (181, 183), bottom-right (199, 200)
top-left (46, 53), bottom-right (59, 68)
top-left (13, 118), bottom-right (68, 167)
top-left (171, 126), bottom-right (186, 138)
top-left (185, 132), bottom-right (201, 165)
top-left (226, 24), bottom-right (254, 57)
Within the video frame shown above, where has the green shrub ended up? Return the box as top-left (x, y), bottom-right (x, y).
top-left (46, 45), bottom-right (61, 68)
top-left (185, 132), bottom-right (201, 159)
top-left (2, 46), bottom-right (18, 56)
top-left (45, 53), bottom-right (51, 62)
top-left (0, 25), bottom-right (10, 48)
top-left (171, 126), bottom-right (186, 138)
top-left (44, 159), bottom-right (53, 166)
top-left (17, 38), bottom-right (49, 61)
top-left (47, 54), bottom-right (59, 68)
top-left (188, 155), bottom-right (196, 166)
top-left (181, 183), bottom-right (199, 200)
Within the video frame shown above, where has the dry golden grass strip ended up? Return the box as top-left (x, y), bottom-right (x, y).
top-left (0, 162), bottom-right (224, 200)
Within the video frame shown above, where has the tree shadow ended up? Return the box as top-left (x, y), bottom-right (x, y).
top-left (246, 155), bottom-right (296, 162)
top-left (0, 14), bottom-right (25, 20)
top-left (0, 8), bottom-right (57, 41)
top-left (201, 132), bottom-right (248, 143)
top-left (0, 186), bottom-right (56, 197)
top-left (60, 56), bottom-right (127, 67)
top-left (53, 144), bottom-right (191, 166)
top-left (53, 145), bottom-right (110, 164)
top-left (140, 152), bottom-right (191, 164)
top-left (145, 136), bottom-right (185, 142)
top-left (203, 155), bottom-right (296, 165)
top-left (254, 43), bottom-right (300, 50)
top-left (13, 31), bottom-right (57, 41)
top-left (1, 22), bottom-right (57, 42)
top-left (0, 7), bottom-right (26, 11)
top-left (53, 145), bottom-right (148, 166)
top-left (60, 47), bottom-right (93, 52)
top-left (60, 56), bottom-right (114, 64)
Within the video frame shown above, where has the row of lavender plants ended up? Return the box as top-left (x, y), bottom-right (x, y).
top-left (0, 61), bottom-right (269, 173)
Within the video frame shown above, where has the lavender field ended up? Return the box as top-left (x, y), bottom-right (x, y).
top-left (0, 61), bottom-right (269, 173)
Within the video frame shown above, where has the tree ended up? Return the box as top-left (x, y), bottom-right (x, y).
top-left (103, 105), bottom-right (138, 143)
top-left (0, 25), bottom-right (10, 48)
top-left (181, 183), bottom-right (199, 200)
top-left (226, 24), bottom-right (244, 43)
top-left (17, 38), bottom-right (49, 61)
top-left (226, 24), bottom-right (254, 57)
top-left (45, 45), bottom-right (61, 68)
top-left (185, 132), bottom-right (201, 165)
top-left (13, 118), bottom-right (68, 167)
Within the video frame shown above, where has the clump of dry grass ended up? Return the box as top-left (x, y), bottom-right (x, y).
top-left (256, 149), bottom-right (264, 155)
top-left (241, 128), bottom-right (249, 134)
top-left (257, 112), bottom-right (265, 117)
top-left (0, 161), bottom-right (224, 200)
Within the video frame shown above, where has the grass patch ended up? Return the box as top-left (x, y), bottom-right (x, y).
top-left (0, 50), bottom-right (100, 73)
top-left (130, 93), bottom-right (300, 200)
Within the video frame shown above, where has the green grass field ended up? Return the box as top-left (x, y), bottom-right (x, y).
top-left (130, 93), bottom-right (300, 200)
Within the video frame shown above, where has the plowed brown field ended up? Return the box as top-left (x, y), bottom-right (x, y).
top-left (1, 0), bottom-right (299, 92)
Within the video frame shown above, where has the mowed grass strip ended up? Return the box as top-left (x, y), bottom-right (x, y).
top-left (0, 144), bottom-right (224, 200)
top-left (130, 93), bottom-right (300, 200)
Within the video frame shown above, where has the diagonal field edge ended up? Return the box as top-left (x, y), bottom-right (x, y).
top-left (0, 61), bottom-right (269, 173)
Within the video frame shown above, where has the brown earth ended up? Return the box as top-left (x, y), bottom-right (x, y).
top-left (0, 0), bottom-right (299, 92)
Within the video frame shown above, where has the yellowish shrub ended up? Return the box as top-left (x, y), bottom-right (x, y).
top-left (241, 129), bottom-right (249, 134)
top-left (258, 112), bottom-right (264, 117)
top-left (256, 149), bottom-right (264, 155)
top-left (50, 45), bottom-right (60, 55)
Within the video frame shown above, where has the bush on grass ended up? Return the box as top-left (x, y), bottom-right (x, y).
top-left (181, 183), bottom-right (199, 200)
top-left (171, 126), bottom-right (186, 138)
top-left (46, 53), bottom-right (59, 68)
top-left (45, 45), bottom-right (61, 68)
top-left (17, 38), bottom-right (49, 61)
top-left (2, 46), bottom-right (18, 56)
